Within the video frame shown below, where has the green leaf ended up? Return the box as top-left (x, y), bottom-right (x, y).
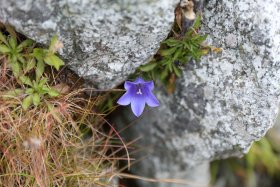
top-left (11, 61), bottom-right (21, 77)
top-left (26, 88), bottom-right (34, 95)
top-left (192, 34), bottom-right (208, 44)
top-left (22, 95), bottom-right (33, 110)
top-left (17, 39), bottom-right (33, 50)
top-left (8, 37), bottom-right (17, 50)
top-left (42, 85), bottom-right (50, 92)
top-left (139, 63), bottom-right (157, 72)
top-left (36, 60), bottom-right (45, 81)
top-left (184, 42), bottom-right (192, 51)
top-left (173, 65), bottom-right (182, 77)
top-left (19, 75), bottom-right (32, 86)
top-left (0, 44), bottom-right (11, 53)
top-left (32, 48), bottom-right (45, 62)
top-left (185, 30), bottom-right (194, 38)
top-left (193, 15), bottom-right (202, 30)
top-left (163, 38), bottom-right (181, 47)
top-left (32, 93), bottom-right (40, 106)
top-left (160, 47), bottom-right (177, 57)
top-left (160, 67), bottom-right (169, 81)
top-left (48, 88), bottom-right (60, 97)
top-left (0, 32), bottom-right (8, 45)
top-left (173, 48), bottom-right (182, 61)
top-left (168, 62), bottom-right (173, 72)
top-left (25, 58), bottom-right (36, 72)
top-left (2, 89), bottom-right (24, 98)
top-left (44, 54), bottom-right (64, 70)
top-left (11, 54), bottom-right (18, 63)
top-left (17, 54), bottom-right (25, 64)
top-left (161, 59), bottom-right (172, 66)
top-left (181, 56), bottom-right (192, 64)
top-left (38, 78), bottom-right (48, 87)
top-left (49, 35), bottom-right (58, 53)
top-left (32, 81), bottom-right (39, 91)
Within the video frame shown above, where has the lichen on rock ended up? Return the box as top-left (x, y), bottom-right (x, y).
top-left (0, 0), bottom-right (178, 88)
top-left (115, 0), bottom-right (280, 186)
top-left (2, 0), bottom-right (280, 186)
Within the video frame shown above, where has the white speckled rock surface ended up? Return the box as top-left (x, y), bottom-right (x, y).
top-left (0, 0), bottom-right (178, 88)
top-left (115, 0), bottom-right (280, 186)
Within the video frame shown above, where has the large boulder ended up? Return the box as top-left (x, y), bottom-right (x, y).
top-left (116, 0), bottom-right (280, 186)
top-left (0, 0), bottom-right (178, 88)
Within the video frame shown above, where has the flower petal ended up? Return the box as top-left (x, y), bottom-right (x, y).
top-left (117, 92), bottom-right (132, 105)
top-left (134, 77), bottom-right (145, 84)
top-left (131, 95), bottom-right (146, 117)
top-left (124, 81), bottom-right (134, 90)
top-left (145, 90), bottom-right (160, 107)
top-left (145, 80), bottom-right (154, 91)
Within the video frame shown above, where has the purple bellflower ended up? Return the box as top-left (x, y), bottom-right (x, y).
top-left (117, 77), bottom-right (160, 117)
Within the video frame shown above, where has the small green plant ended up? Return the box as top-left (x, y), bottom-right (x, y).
top-left (0, 30), bottom-right (64, 110)
top-left (20, 77), bottom-right (59, 110)
top-left (137, 16), bottom-right (209, 92)
top-left (0, 32), bottom-right (33, 77)
top-left (32, 35), bottom-right (64, 72)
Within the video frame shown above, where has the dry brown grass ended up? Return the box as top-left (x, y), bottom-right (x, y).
top-left (0, 58), bottom-right (131, 187)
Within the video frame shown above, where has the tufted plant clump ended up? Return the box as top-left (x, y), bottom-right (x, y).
top-left (137, 15), bottom-right (209, 93)
top-left (0, 26), bottom-right (128, 186)
top-left (0, 30), bottom-right (64, 110)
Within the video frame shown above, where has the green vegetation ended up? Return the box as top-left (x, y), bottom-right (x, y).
top-left (0, 26), bottom-right (127, 186)
top-left (0, 32), bottom-right (63, 110)
top-left (137, 16), bottom-right (210, 93)
top-left (211, 131), bottom-right (280, 187)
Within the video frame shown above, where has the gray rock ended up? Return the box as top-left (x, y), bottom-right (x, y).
top-left (2, 0), bottom-right (280, 186)
top-left (0, 0), bottom-right (178, 88)
top-left (117, 0), bottom-right (280, 186)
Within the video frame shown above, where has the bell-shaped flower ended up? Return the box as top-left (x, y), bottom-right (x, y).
top-left (117, 77), bottom-right (160, 117)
